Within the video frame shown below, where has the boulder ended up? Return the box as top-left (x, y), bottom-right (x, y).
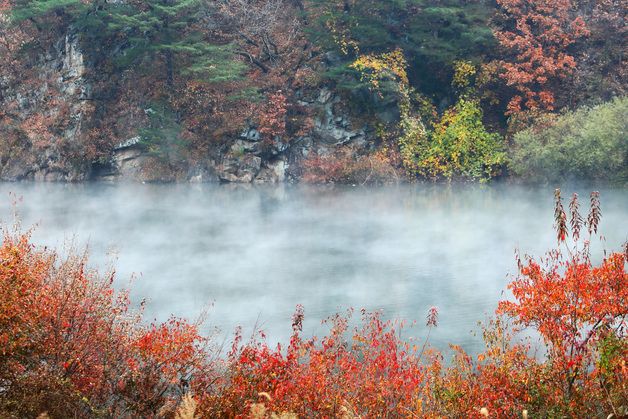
top-left (188, 165), bottom-right (219, 183)
top-left (254, 159), bottom-right (288, 184)
top-left (218, 154), bottom-right (262, 183)
top-left (0, 157), bottom-right (33, 181)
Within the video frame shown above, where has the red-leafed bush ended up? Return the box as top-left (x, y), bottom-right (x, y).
top-left (495, 191), bottom-right (627, 416)
top-left (258, 91), bottom-right (288, 143)
top-left (199, 307), bottom-right (431, 418)
top-left (301, 148), bottom-right (400, 185)
top-left (0, 228), bottom-right (214, 418)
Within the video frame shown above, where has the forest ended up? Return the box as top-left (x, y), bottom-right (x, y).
top-left (0, 0), bottom-right (626, 183)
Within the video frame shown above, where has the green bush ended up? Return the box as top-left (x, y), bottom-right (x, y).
top-left (510, 97), bottom-right (628, 183)
top-left (402, 99), bottom-right (506, 182)
top-left (139, 103), bottom-right (187, 161)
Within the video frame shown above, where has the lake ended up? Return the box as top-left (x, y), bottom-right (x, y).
top-left (0, 182), bottom-right (626, 354)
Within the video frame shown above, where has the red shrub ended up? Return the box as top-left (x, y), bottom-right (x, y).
top-left (200, 307), bottom-right (429, 417)
top-left (495, 191), bottom-right (627, 416)
top-left (258, 91), bottom-right (288, 142)
top-left (0, 229), bottom-right (213, 417)
top-left (301, 148), bottom-right (400, 185)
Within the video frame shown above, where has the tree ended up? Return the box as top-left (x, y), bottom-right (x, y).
top-left (415, 98), bottom-right (506, 181)
top-left (350, 49), bottom-right (505, 182)
top-left (11, 0), bottom-right (245, 89)
top-left (217, 0), bottom-right (303, 75)
top-left (214, 0), bottom-right (316, 146)
top-left (305, 0), bottom-right (496, 99)
top-left (493, 0), bottom-right (589, 113)
top-left (105, 0), bottom-right (245, 88)
top-left (509, 97), bottom-right (628, 183)
top-left (497, 190), bottom-right (627, 415)
top-left (568, 0), bottom-right (627, 104)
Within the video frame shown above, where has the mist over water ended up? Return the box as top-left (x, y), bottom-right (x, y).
top-left (1, 182), bottom-right (626, 354)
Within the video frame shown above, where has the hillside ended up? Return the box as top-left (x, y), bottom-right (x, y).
top-left (0, 0), bottom-right (626, 183)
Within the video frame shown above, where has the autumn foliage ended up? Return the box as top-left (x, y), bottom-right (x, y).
top-left (199, 307), bottom-right (429, 417)
top-left (1, 191), bottom-right (626, 417)
top-left (494, 0), bottom-right (590, 113)
top-left (496, 191), bottom-right (628, 416)
top-left (0, 227), bottom-right (214, 417)
top-left (301, 148), bottom-right (400, 185)
top-left (258, 91), bottom-right (288, 143)
top-left (1, 0), bottom-right (625, 183)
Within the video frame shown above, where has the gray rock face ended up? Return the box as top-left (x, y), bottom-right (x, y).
top-left (317, 87), bottom-right (334, 104)
top-left (254, 159), bottom-right (288, 184)
top-left (313, 91), bottom-right (366, 147)
top-left (60, 34), bottom-right (87, 96)
top-left (188, 165), bottom-right (219, 184)
top-left (33, 169), bottom-right (82, 182)
top-left (106, 147), bottom-right (183, 183)
top-left (112, 147), bottom-right (147, 180)
top-left (218, 154), bottom-right (262, 183)
top-left (115, 136), bottom-right (142, 150)
top-left (50, 33), bottom-right (90, 145)
top-left (0, 156), bottom-right (35, 181)
top-left (230, 139), bottom-right (261, 156)
top-left (0, 32), bottom-right (91, 182)
top-left (240, 128), bottom-right (261, 142)
top-left (0, 37), bottom-right (377, 184)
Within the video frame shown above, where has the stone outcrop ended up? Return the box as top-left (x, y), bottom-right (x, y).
top-left (312, 87), bottom-right (367, 147)
top-left (86, 83), bottom-right (374, 184)
top-left (0, 33), bottom-right (91, 182)
top-left (0, 31), bottom-right (377, 184)
top-left (218, 154), bottom-right (262, 183)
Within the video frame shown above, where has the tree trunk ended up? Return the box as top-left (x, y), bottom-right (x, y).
top-left (165, 49), bottom-right (174, 88)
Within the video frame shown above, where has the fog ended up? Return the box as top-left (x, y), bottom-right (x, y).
top-left (1, 182), bottom-right (626, 353)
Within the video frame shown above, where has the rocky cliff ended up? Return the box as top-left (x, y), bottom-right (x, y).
top-left (1, 33), bottom-right (92, 181)
top-left (0, 31), bottom-right (379, 184)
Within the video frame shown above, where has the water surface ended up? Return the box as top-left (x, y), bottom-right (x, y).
top-left (1, 183), bottom-right (626, 353)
